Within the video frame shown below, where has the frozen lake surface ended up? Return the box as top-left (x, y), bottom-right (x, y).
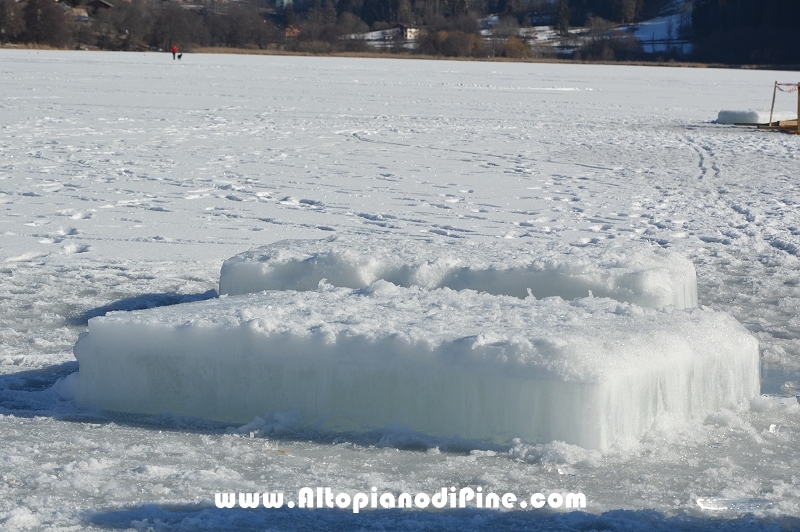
top-left (1, 50), bottom-right (800, 530)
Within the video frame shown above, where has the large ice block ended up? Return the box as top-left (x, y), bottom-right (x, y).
top-left (74, 282), bottom-right (757, 451)
top-left (218, 236), bottom-right (698, 309)
top-left (716, 109), bottom-right (797, 125)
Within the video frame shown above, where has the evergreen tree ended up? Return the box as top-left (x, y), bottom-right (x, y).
top-left (613, 0), bottom-right (642, 23)
top-left (691, 0), bottom-right (800, 64)
top-left (360, 0), bottom-right (397, 27)
top-left (337, 0), bottom-right (355, 17)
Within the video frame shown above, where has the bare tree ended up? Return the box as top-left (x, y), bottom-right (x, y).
top-left (337, 11), bottom-right (368, 34)
top-left (397, 0), bottom-right (412, 24)
top-left (225, 2), bottom-right (277, 48)
top-left (0, 0), bottom-right (25, 44)
top-left (677, 1), bottom-right (691, 40)
top-left (22, 0), bottom-right (71, 47)
top-left (115, 0), bottom-right (153, 50)
top-left (149, 2), bottom-right (191, 50)
top-left (494, 15), bottom-right (518, 38)
top-left (555, 0), bottom-right (569, 36)
top-left (665, 14), bottom-right (673, 54)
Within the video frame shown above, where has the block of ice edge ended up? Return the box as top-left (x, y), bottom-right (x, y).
top-left (219, 236), bottom-right (698, 309)
top-left (74, 282), bottom-right (757, 451)
top-left (696, 498), bottom-right (773, 512)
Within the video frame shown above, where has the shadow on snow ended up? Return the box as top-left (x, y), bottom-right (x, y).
top-left (83, 504), bottom-right (799, 532)
top-left (0, 361), bottom-right (79, 415)
top-left (65, 289), bottom-right (218, 327)
top-left (1, 289), bottom-right (217, 422)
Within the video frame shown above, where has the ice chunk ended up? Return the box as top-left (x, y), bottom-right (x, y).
top-left (219, 236), bottom-right (698, 309)
top-left (716, 110), bottom-right (797, 125)
top-left (696, 497), bottom-right (772, 512)
top-left (74, 282), bottom-right (757, 451)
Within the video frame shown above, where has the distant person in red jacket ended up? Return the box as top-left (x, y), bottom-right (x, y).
top-left (171, 45), bottom-right (178, 60)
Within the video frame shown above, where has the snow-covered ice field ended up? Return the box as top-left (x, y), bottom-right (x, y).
top-left (1, 50), bottom-right (800, 530)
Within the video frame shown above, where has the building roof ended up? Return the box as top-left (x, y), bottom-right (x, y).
top-left (88, 0), bottom-right (114, 9)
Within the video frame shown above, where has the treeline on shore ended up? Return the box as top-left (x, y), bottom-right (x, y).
top-left (691, 0), bottom-right (800, 65)
top-left (0, 0), bottom-right (798, 65)
top-left (0, 0), bottom-right (649, 59)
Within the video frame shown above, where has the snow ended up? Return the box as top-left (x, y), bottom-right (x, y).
top-left (2, 50), bottom-right (800, 530)
top-left (219, 235), bottom-right (698, 308)
top-left (632, 15), bottom-right (682, 43)
top-left (629, 0), bottom-right (693, 55)
top-left (74, 281), bottom-right (755, 451)
top-left (717, 110), bottom-right (798, 125)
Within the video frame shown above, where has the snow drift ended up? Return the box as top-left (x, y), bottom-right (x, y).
top-left (219, 236), bottom-right (698, 309)
top-left (74, 281), bottom-right (758, 451)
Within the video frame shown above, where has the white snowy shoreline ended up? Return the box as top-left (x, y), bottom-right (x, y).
top-left (1, 50), bottom-right (799, 530)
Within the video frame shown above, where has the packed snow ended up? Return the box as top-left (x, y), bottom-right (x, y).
top-left (219, 235), bottom-right (698, 307)
top-left (2, 50), bottom-right (800, 530)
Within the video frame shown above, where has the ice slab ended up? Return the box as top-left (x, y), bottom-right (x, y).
top-left (696, 497), bottom-right (773, 512)
top-left (219, 236), bottom-right (698, 309)
top-left (716, 110), bottom-right (797, 125)
top-left (74, 282), bottom-right (757, 451)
